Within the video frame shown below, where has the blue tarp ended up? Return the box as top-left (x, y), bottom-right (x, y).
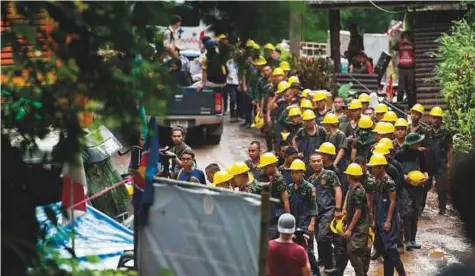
top-left (36, 202), bottom-right (133, 270)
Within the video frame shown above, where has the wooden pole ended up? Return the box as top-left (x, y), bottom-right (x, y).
top-left (329, 8), bottom-right (341, 73)
top-left (289, 11), bottom-right (302, 58)
top-left (257, 192), bottom-right (270, 276)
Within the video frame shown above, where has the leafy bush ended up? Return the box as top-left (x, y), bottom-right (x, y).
top-left (433, 20), bottom-right (475, 153)
top-left (291, 57), bottom-right (335, 92)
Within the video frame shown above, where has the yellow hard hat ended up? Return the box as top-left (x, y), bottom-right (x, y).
top-left (252, 43), bottom-right (261, 50)
top-left (252, 56), bottom-right (267, 66)
top-left (258, 152), bottom-right (279, 168)
top-left (375, 103), bottom-right (388, 114)
top-left (348, 99), bottom-right (363, 110)
top-left (217, 34), bottom-right (228, 40)
top-left (280, 61), bottom-right (291, 71)
top-left (289, 159), bottom-right (306, 171)
top-left (379, 137), bottom-right (394, 150)
top-left (373, 142), bottom-right (390, 155)
top-left (264, 43), bottom-right (275, 50)
top-left (411, 103), bottom-right (425, 114)
top-left (368, 228), bottom-right (375, 248)
top-left (245, 39), bottom-right (255, 47)
top-left (358, 115), bottom-right (374, 129)
top-left (281, 131), bottom-right (290, 141)
top-left (376, 122), bottom-right (395, 135)
top-left (288, 76), bottom-right (300, 86)
top-left (322, 113), bottom-right (339, 124)
top-left (430, 106), bottom-right (443, 117)
top-left (300, 99), bottom-right (313, 109)
top-left (252, 112), bottom-right (264, 129)
top-left (408, 170), bottom-right (425, 186)
top-left (382, 111), bottom-right (398, 123)
top-left (330, 216), bottom-right (347, 235)
top-left (272, 67), bottom-right (284, 77)
top-left (358, 93), bottom-right (370, 103)
top-left (277, 80), bottom-right (291, 93)
top-left (126, 184), bottom-right (134, 196)
top-left (394, 118), bottom-right (409, 128)
top-left (367, 154), bottom-right (388, 166)
top-left (344, 163), bottom-right (364, 176)
top-left (312, 90), bottom-right (327, 102)
top-left (316, 142), bottom-right (336, 156)
top-left (288, 107), bottom-right (302, 117)
top-left (302, 109), bottom-right (316, 121)
top-left (225, 166), bottom-right (234, 175)
top-left (372, 122), bottom-right (384, 133)
top-left (301, 89), bottom-right (311, 98)
top-left (231, 162), bottom-right (250, 175)
top-left (212, 170), bottom-right (233, 186)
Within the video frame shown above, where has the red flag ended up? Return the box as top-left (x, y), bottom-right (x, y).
top-left (61, 156), bottom-right (87, 212)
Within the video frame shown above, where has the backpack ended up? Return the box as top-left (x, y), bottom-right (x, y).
top-left (206, 53), bottom-right (226, 84)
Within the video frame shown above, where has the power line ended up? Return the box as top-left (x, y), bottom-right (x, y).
top-left (368, 0), bottom-right (410, 14)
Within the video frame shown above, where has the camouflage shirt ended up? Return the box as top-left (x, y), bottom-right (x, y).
top-left (308, 169), bottom-right (341, 196)
top-left (240, 179), bottom-right (261, 194)
top-left (256, 173), bottom-right (287, 200)
top-left (244, 159), bottom-right (263, 181)
top-left (426, 125), bottom-right (452, 165)
top-left (346, 184), bottom-right (369, 229)
top-left (375, 174), bottom-right (396, 194)
top-left (409, 123), bottom-right (429, 147)
top-left (289, 180), bottom-right (318, 216)
top-left (362, 172), bottom-right (375, 194)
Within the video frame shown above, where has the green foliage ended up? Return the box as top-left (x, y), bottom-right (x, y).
top-left (292, 57), bottom-right (335, 92)
top-left (433, 20), bottom-right (475, 153)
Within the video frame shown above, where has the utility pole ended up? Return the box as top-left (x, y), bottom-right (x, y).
top-left (289, 10), bottom-right (302, 58)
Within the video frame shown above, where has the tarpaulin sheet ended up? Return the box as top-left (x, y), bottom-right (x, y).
top-left (36, 202), bottom-right (133, 270)
top-left (138, 183), bottom-right (262, 276)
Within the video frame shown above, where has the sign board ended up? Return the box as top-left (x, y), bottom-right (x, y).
top-left (138, 180), bottom-right (262, 276)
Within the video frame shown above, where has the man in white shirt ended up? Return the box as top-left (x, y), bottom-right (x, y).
top-left (226, 57), bottom-right (239, 121)
top-left (163, 15), bottom-right (183, 60)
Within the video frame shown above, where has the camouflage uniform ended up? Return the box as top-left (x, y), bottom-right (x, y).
top-left (308, 169), bottom-right (342, 271)
top-left (256, 77), bottom-right (275, 150)
top-left (294, 125), bottom-right (327, 164)
top-left (346, 184), bottom-right (370, 276)
top-left (327, 129), bottom-right (349, 178)
top-left (244, 159), bottom-right (263, 181)
top-left (240, 178), bottom-right (261, 194)
top-left (257, 173), bottom-right (288, 239)
top-left (374, 174), bottom-right (406, 275)
top-left (289, 179), bottom-right (319, 273)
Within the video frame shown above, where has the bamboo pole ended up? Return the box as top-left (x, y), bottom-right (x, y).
top-left (257, 192), bottom-right (270, 276)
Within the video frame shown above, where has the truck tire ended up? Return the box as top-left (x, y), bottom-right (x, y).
top-left (206, 122), bottom-right (223, 145)
top-left (207, 134), bottom-right (221, 145)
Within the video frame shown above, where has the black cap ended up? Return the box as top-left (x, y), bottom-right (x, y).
top-left (285, 147), bottom-right (298, 156)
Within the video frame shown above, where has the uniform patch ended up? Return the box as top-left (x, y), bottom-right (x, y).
top-left (321, 179), bottom-right (327, 186)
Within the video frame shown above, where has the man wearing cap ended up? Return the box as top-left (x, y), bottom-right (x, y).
top-left (254, 64), bottom-right (274, 150)
top-left (374, 103), bottom-right (388, 123)
top-left (280, 60), bottom-right (291, 77)
top-left (258, 152), bottom-right (291, 239)
top-left (293, 110), bottom-right (327, 165)
top-left (323, 113), bottom-right (349, 174)
top-left (343, 163), bottom-right (371, 276)
top-left (231, 162), bottom-right (260, 193)
top-left (425, 106), bottom-right (452, 215)
top-left (395, 132), bottom-right (428, 250)
top-left (288, 159), bottom-right (319, 274)
top-left (312, 90), bottom-right (330, 126)
top-left (358, 93), bottom-right (371, 111)
top-left (267, 214), bottom-right (312, 276)
top-left (212, 170), bottom-right (233, 189)
top-left (278, 147), bottom-right (299, 188)
top-left (408, 104), bottom-right (428, 150)
top-left (367, 154), bottom-right (406, 276)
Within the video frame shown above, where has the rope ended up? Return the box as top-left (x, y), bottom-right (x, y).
top-left (368, 0), bottom-right (409, 14)
top-left (68, 177), bottom-right (132, 211)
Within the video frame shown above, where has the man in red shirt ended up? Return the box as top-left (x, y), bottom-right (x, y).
top-left (393, 31), bottom-right (415, 106)
top-left (267, 214), bottom-right (311, 276)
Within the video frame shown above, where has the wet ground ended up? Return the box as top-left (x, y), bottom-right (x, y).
top-left (113, 117), bottom-right (471, 276)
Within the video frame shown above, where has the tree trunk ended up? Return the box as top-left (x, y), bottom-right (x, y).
top-left (329, 9), bottom-right (341, 73)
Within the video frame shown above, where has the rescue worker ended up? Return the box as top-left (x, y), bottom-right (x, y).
top-left (205, 163), bottom-right (220, 184)
top-left (358, 93), bottom-right (371, 111)
top-left (278, 147), bottom-right (299, 187)
top-left (317, 142), bottom-right (346, 187)
top-left (276, 140), bottom-right (291, 167)
top-left (308, 152), bottom-right (344, 275)
top-left (244, 141), bottom-right (263, 181)
top-left (212, 170), bottom-right (233, 189)
top-left (245, 54), bottom-right (265, 127)
top-left (301, 89), bottom-right (311, 100)
top-left (381, 111), bottom-right (398, 125)
top-left (343, 163), bottom-right (371, 276)
top-left (288, 159), bottom-right (319, 274)
top-left (353, 156), bottom-right (375, 224)
top-left (374, 103), bottom-right (389, 123)
top-left (395, 133), bottom-right (428, 250)
top-left (350, 115), bottom-right (375, 161)
top-left (280, 60), bottom-right (291, 77)
top-left (257, 152), bottom-right (291, 239)
top-left (374, 122), bottom-right (395, 143)
top-left (255, 63), bottom-right (274, 151)
top-left (425, 106), bottom-right (452, 215)
top-left (393, 118), bottom-right (409, 155)
top-left (312, 90), bottom-right (330, 125)
top-left (343, 99), bottom-right (363, 147)
top-left (293, 110), bottom-right (327, 164)
top-left (323, 113), bottom-right (349, 174)
top-left (300, 98), bottom-right (314, 112)
top-left (278, 106), bottom-right (303, 144)
top-left (408, 103), bottom-right (428, 151)
top-left (367, 154), bottom-right (406, 276)
top-left (333, 96), bottom-right (349, 126)
top-left (231, 162), bottom-right (259, 193)
top-left (264, 43), bottom-right (279, 68)
top-left (272, 81), bottom-right (294, 146)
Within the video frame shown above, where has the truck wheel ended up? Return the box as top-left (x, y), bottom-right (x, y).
top-left (207, 134), bottom-right (221, 145)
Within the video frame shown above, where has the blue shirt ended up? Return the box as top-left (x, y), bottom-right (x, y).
top-left (177, 168), bottom-right (207, 185)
